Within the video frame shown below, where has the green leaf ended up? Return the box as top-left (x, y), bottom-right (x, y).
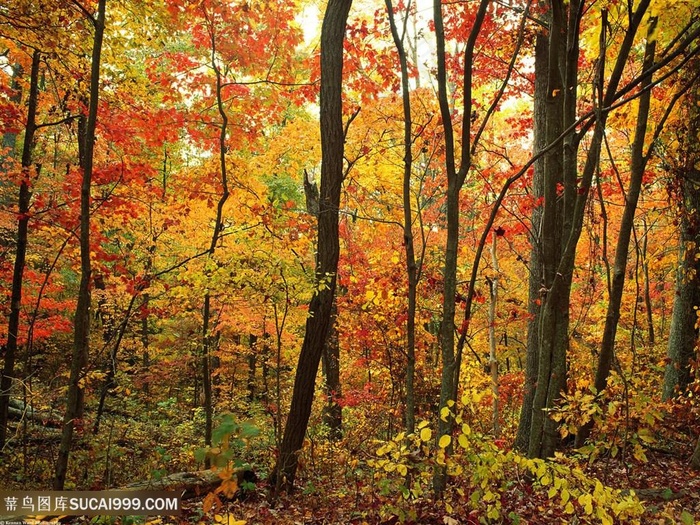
top-left (681, 510), bottom-right (694, 525)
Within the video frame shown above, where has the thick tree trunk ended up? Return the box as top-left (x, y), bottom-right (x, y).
top-left (55, 0), bottom-right (106, 490)
top-left (527, 0), bottom-right (568, 460)
top-left (304, 173), bottom-right (342, 439)
top-left (271, 0), bottom-right (352, 492)
top-left (0, 50), bottom-right (40, 450)
top-left (514, 32), bottom-right (548, 452)
top-left (527, 0), bottom-right (650, 459)
top-left (662, 53), bottom-right (700, 401)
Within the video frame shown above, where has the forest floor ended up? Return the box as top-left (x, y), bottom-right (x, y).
top-left (165, 449), bottom-right (700, 525)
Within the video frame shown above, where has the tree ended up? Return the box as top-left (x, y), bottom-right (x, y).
top-left (0, 50), bottom-right (40, 449)
top-left (54, 0), bottom-right (106, 490)
top-left (198, 3), bottom-right (231, 458)
top-left (521, 0), bottom-right (672, 459)
top-left (575, 17), bottom-right (661, 446)
top-left (514, 32), bottom-right (548, 452)
top-left (431, 0), bottom-right (490, 494)
top-left (271, 0), bottom-right (353, 492)
top-left (384, 0), bottom-right (419, 435)
top-left (662, 51), bottom-right (700, 402)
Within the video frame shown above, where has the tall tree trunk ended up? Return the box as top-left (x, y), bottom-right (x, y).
top-left (271, 0), bottom-right (352, 492)
top-left (0, 50), bottom-right (40, 449)
top-left (662, 53), bottom-right (700, 401)
top-left (54, 0), bottom-right (106, 490)
top-left (527, 0), bottom-right (651, 459)
top-left (576, 18), bottom-right (657, 446)
top-left (527, 0), bottom-right (581, 459)
top-left (199, 6), bottom-right (231, 456)
top-left (432, 0), bottom-right (490, 495)
top-left (514, 32), bottom-right (548, 452)
top-left (384, 0), bottom-right (419, 435)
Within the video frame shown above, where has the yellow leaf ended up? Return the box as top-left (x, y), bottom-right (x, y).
top-left (397, 464), bottom-right (408, 476)
top-left (439, 434), bottom-right (451, 448)
top-left (578, 493), bottom-right (593, 515)
top-left (458, 434), bottom-right (469, 449)
top-left (440, 406), bottom-right (451, 421)
top-left (420, 427), bottom-right (432, 442)
top-left (561, 489), bottom-right (570, 505)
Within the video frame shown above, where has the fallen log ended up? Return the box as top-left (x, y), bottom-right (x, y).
top-left (125, 470), bottom-right (222, 499)
top-left (621, 487), bottom-right (687, 501)
top-left (8, 398), bottom-right (62, 427)
top-left (124, 468), bottom-right (257, 500)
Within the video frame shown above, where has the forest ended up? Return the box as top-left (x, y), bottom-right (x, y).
top-left (1, 0), bottom-right (699, 523)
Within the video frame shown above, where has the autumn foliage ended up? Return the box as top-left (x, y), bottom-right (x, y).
top-left (1, 0), bottom-right (699, 523)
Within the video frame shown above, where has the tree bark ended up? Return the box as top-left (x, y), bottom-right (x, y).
top-left (0, 50), bottom-right (40, 450)
top-left (527, 0), bottom-right (651, 459)
top-left (527, 0), bottom-right (570, 460)
top-left (271, 0), bottom-right (352, 492)
top-left (662, 52), bottom-right (700, 401)
top-left (321, 300), bottom-right (342, 439)
top-left (514, 32), bottom-right (548, 452)
top-left (54, 0), bottom-right (106, 490)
